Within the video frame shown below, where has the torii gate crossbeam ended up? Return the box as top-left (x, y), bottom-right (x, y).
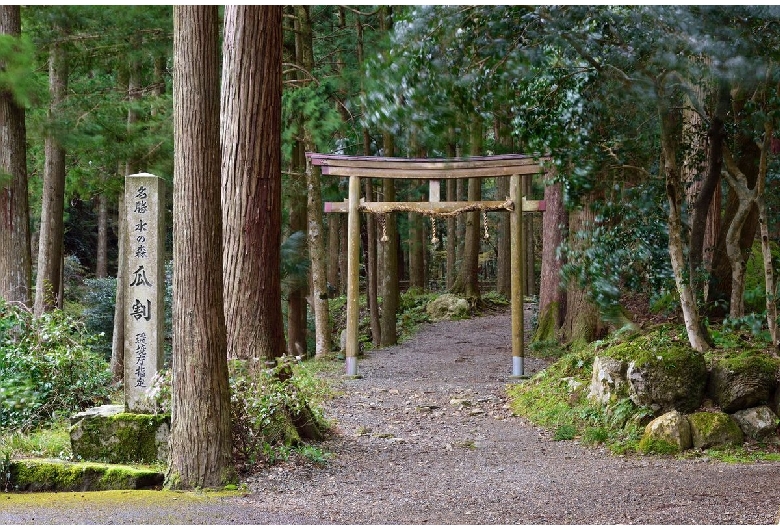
top-left (308, 153), bottom-right (549, 378)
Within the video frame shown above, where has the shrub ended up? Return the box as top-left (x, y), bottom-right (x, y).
top-left (229, 358), bottom-right (330, 471)
top-left (0, 300), bottom-right (111, 431)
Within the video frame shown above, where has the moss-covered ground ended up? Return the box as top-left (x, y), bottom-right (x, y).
top-left (7, 458), bottom-right (165, 492)
top-left (509, 323), bottom-right (780, 461)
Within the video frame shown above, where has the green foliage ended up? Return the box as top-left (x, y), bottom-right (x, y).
top-left (0, 419), bottom-right (72, 460)
top-left (396, 289), bottom-right (437, 341)
top-left (229, 359), bottom-right (331, 471)
top-left (282, 81), bottom-right (343, 160)
top-left (2, 451), bottom-right (10, 492)
top-left (561, 180), bottom-right (673, 322)
top-left (81, 277), bottom-right (116, 361)
top-left (0, 300), bottom-right (111, 431)
top-left (638, 437), bottom-right (679, 456)
top-left (529, 339), bottom-right (568, 360)
top-left (281, 231), bottom-right (310, 296)
top-left (507, 343), bottom-right (648, 453)
top-left (553, 424), bottom-right (576, 441)
top-left (0, 33), bottom-right (40, 108)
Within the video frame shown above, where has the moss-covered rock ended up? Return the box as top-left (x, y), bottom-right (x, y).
top-left (598, 329), bottom-right (706, 413)
top-left (707, 350), bottom-right (780, 413)
top-left (687, 412), bottom-right (744, 449)
top-left (8, 459), bottom-right (163, 492)
top-left (638, 410), bottom-right (692, 454)
top-left (587, 356), bottom-right (629, 406)
top-left (425, 294), bottom-right (469, 322)
top-left (70, 405), bottom-right (170, 464)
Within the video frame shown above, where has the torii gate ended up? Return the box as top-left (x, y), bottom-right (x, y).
top-left (308, 153), bottom-right (548, 378)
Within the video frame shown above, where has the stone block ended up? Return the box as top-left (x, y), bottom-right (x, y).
top-left (707, 351), bottom-right (780, 413)
top-left (70, 405), bottom-right (170, 465)
top-left (9, 459), bottom-right (163, 492)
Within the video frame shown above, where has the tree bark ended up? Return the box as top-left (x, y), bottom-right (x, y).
top-left (534, 180), bottom-right (566, 342)
top-left (364, 177), bottom-right (381, 346)
top-left (168, 5), bottom-right (233, 490)
top-left (708, 87), bottom-right (761, 310)
top-left (446, 178), bottom-right (457, 290)
top-left (379, 130), bottom-right (399, 347)
top-left (291, 5), bottom-right (331, 358)
top-left (222, 5), bottom-right (285, 363)
top-left (339, 214), bottom-right (348, 295)
top-left (0, 6), bottom-right (31, 306)
top-left (688, 80), bottom-right (727, 293)
top-left (110, 190), bottom-right (125, 383)
top-left (721, 145), bottom-right (757, 319)
top-left (327, 214), bottom-right (340, 294)
top-left (96, 191), bottom-right (108, 278)
top-left (453, 122), bottom-right (483, 300)
top-left (408, 202), bottom-right (426, 290)
top-left (286, 13), bottom-right (308, 358)
top-left (658, 90), bottom-right (710, 352)
top-left (495, 176), bottom-right (511, 297)
top-left (561, 204), bottom-right (600, 346)
top-left (755, 123), bottom-right (778, 351)
top-left (34, 38), bottom-right (68, 316)
top-left (522, 174), bottom-right (535, 298)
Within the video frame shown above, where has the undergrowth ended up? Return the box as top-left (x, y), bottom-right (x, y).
top-left (508, 339), bottom-right (654, 455)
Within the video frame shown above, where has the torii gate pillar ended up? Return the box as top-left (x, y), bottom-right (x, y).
top-left (509, 174), bottom-right (525, 377)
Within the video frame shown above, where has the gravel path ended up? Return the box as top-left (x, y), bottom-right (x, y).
top-left (3, 311), bottom-right (780, 524)
top-left (242, 311), bottom-right (780, 525)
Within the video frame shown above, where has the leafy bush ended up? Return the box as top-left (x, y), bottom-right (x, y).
top-left (230, 358), bottom-right (331, 471)
top-left (0, 300), bottom-right (111, 431)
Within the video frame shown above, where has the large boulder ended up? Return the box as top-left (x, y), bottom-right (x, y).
top-left (708, 351), bottom-right (780, 413)
top-left (687, 411), bottom-right (744, 449)
top-left (731, 406), bottom-right (780, 441)
top-left (426, 294), bottom-right (469, 322)
top-left (587, 330), bottom-right (707, 413)
top-left (638, 410), bottom-right (692, 454)
top-left (626, 348), bottom-right (706, 413)
top-left (587, 356), bottom-right (629, 406)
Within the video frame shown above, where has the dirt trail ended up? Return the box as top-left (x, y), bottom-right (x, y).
top-left (3, 311), bottom-right (780, 524)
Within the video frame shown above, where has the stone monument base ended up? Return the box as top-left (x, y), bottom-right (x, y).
top-left (70, 405), bottom-right (170, 465)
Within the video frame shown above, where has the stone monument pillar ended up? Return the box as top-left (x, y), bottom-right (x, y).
top-left (124, 173), bottom-right (165, 412)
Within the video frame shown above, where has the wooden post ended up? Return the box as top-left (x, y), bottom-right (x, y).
top-left (509, 173), bottom-right (524, 377)
top-left (345, 174), bottom-right (361, 376)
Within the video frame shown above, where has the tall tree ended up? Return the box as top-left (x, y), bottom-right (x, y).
top-left (534, 180), bottom-right (567, 342)
top-left (379, 130), bottom-right (399, 346)
top-left (295, 5), bottom-right (332, 357)
top-left (452, 120), bottom-right (483, 300)
top-left (34, 28), bottom-right (68, 315)
top-left (222, 5), bottom-right (285, 363)
top-left (167, 5), bottom-right (232, 489)
top-left (0, 5), bottom-right (31, 305)
top-left (284, 7), bottom-right (308, 358)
